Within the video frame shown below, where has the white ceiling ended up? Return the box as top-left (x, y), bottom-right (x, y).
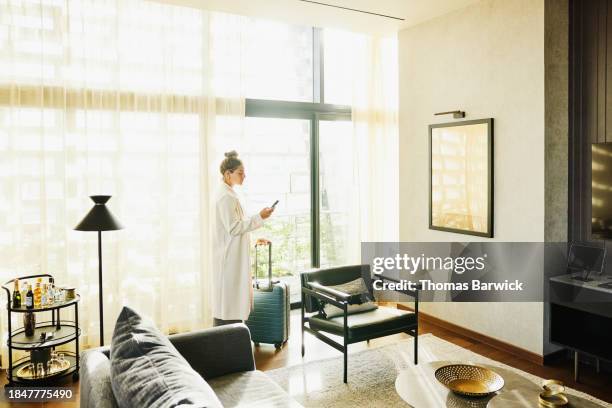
top-left (158, 0), bottom-right (480, 35)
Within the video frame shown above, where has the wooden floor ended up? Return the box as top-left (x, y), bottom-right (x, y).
top-left (2, 309), bottom-right (611, 407)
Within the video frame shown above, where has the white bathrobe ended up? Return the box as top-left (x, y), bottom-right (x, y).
top-left (212, 183), bottom-right (264, 320)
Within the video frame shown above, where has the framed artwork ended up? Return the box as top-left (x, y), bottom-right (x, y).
top-left (429, 118), bottom-right (494, 237)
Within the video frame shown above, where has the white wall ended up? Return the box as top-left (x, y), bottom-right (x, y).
top-left (398, 0), bottom-right (545, 354)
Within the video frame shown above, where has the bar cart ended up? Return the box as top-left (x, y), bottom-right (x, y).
top-left (2, 274), bottom-right (80, 386)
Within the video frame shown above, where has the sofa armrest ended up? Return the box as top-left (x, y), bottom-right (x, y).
top-left (79, 347), bottom-right (117, 408)
top-left (169, 323), bottom-right (255, 380)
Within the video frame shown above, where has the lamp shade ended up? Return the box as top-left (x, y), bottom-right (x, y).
top-left (74, 195), bottom-right (123, 231)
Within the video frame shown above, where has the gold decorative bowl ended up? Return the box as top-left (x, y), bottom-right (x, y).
top-left (434, 364), bottom-right (504, 397)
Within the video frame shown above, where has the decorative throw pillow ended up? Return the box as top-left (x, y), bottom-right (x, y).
top-left (110, 306), bottom-right (222, 408)
top-left (320, 278), bottom-right (378, 318)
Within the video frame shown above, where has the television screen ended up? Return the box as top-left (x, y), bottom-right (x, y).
top-left (592, 143), bottom-right (612, 239)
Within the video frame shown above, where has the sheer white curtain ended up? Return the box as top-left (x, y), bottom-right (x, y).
top-left (0, 0), bottom-right (243, 365)
top-left (207, 12), bottom-right (247, 174)
top-left (323, 29), bottom-right (400, 262)
top-left (0, 0), bottom-right (399, 366)
top-left (351, 35), bottom-right (400, 246)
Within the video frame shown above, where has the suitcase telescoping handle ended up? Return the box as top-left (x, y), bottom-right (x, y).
top-left (254, 239), bottom-right (273, 291)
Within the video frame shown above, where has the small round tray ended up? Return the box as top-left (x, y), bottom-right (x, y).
top-left (16, 358), bottom-right (70, 380)
top-left (434, 364), bottom-right (504, 397)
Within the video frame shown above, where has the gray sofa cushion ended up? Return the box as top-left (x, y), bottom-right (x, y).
top-left (110, 306), bottom-right (222, 408)
top-left (208, 370), bottom-right (301, 408)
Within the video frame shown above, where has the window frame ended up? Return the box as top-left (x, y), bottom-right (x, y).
top-left (245, 28), bottom-right (351, 274)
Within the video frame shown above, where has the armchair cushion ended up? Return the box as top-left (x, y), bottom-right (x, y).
top-left (301, 265), bottom-right (371, 312)
top-left (308, 306), bottom-right (416, 342)
top-left (320, 278), bottom-right (377, 318)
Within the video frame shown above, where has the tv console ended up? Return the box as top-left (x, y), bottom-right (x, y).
top-left (549, 273), bottom-right (612, 381)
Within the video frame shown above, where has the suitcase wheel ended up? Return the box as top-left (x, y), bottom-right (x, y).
top-left (274, 343), bottom-right (282, 350)
top-left (254, 342), bottom-right (260, 347)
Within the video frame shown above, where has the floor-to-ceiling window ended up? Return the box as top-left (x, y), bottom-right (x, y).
top-left (318, 117), bottom-right (354, 268)
top-left (242, 117), bottom-right (312, 291)
top-left (240, 22), bottom-right (354, 302)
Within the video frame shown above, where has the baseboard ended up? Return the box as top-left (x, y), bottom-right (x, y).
top-left (395, 303), bottom-right (545, 366)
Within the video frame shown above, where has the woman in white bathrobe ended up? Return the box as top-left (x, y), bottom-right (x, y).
top-left (212, 151), bottom-right (274, 326)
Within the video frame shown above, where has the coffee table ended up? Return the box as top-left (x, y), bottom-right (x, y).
top-left (487, 388), bottom-right (605, 408)
top-left (395, 360), bottom-right (538, 408)
top-left (395, 360), bottom-right (606, 408)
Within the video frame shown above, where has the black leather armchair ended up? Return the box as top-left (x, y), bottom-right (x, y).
top-left (300, 265), bottom-right (419, 383)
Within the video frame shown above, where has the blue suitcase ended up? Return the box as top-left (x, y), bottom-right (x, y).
top-left (245, 240), bottom-right (290, 349)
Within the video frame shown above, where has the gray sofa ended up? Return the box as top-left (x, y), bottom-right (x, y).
top-left (80, 323), bottom-right (301, 408)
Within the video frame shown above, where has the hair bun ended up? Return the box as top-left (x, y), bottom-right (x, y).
top-left (224, 150), bottom-right (238, 159)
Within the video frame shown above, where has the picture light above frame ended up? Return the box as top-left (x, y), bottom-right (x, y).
top-left (429, 118), bottom-right (494, 238)
top-left (434, 110), bottom-right (466, 119)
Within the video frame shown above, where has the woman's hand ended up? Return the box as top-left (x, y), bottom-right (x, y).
top-left (259, 207), bottom-right (274, 220)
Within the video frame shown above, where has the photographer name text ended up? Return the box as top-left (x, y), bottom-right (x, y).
top-left (373, 279), bottom-right (525, 292)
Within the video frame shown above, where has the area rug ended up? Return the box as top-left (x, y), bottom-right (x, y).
top-left (266, 333), bottom-right (611, 408)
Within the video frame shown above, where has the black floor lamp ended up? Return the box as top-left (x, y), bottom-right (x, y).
top-left (75, 195), bottom-right (123, 346)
